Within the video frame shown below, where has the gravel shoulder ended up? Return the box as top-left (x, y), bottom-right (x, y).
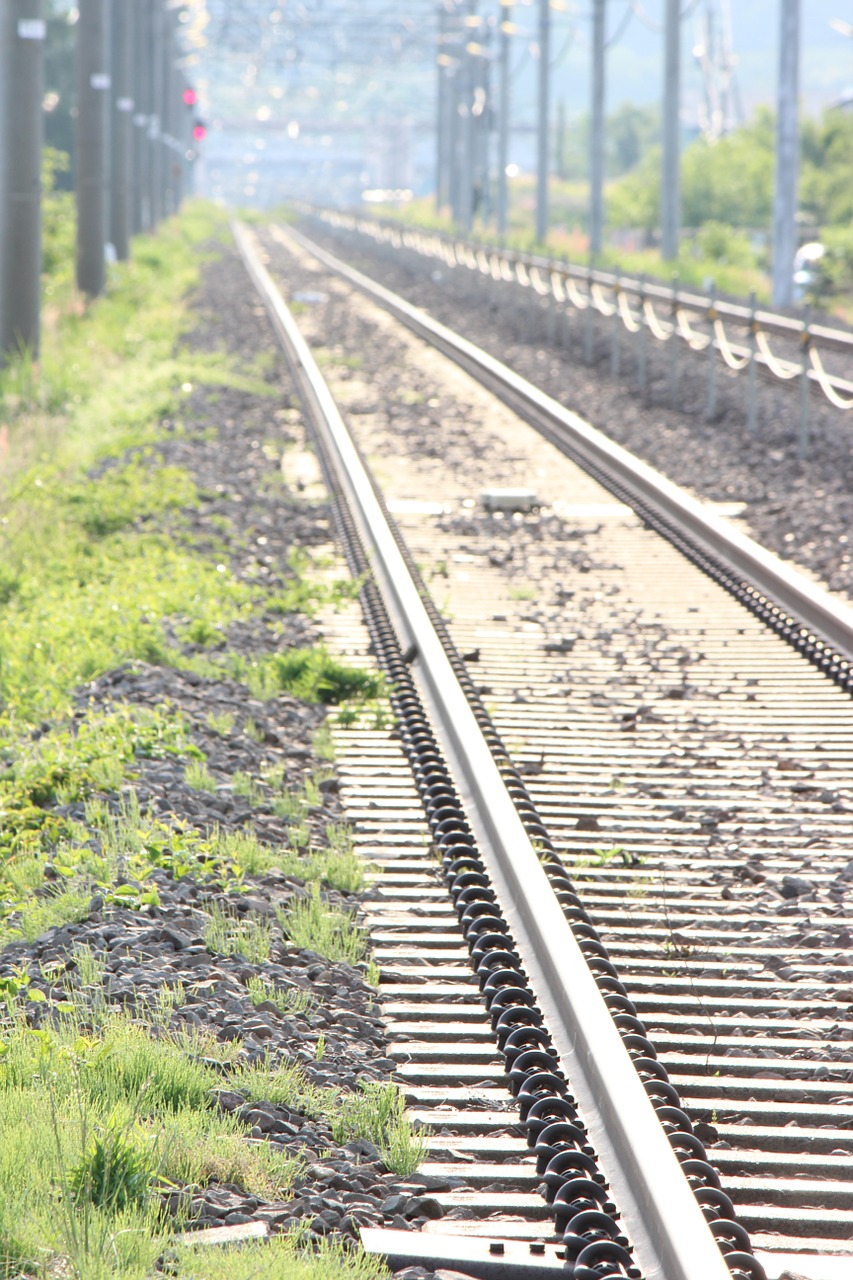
top-left (0, 230), bottom-right (447, 1278)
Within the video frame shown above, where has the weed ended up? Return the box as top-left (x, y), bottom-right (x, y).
top-left (313, 722), bottom-right (336, 761)
top-left (244, 716), bottom-right (264, 743)
top-left (69, 1111), bottom-right (157, 1212)
top-left (232, 771), bottom-right (262, 805)
top-left (184, 758), bottom-right (217, 792)
top-left (205, 710), bottom-right (236, 736)
top-left (270, 647), bottom-right (383, 705)
top-left (331, 1080), bottom-right (427, 1176)
top-left (277, 885), bottom-right (367, 965)
top-left (246, 975), bottom-right (313, 1018)
top-left (203, 902), bottom-right (272, 964)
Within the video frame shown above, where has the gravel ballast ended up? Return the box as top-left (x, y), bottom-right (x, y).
top-left (297, 217), bottom-right (853, 605)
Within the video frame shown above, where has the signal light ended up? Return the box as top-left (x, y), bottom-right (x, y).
top-left (183, 87), bottom-right (198, 107)
top-left (192, 120), bottom-right (207, 142)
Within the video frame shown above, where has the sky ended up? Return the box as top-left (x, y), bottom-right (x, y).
top-left (517, 1), bottom-right (853, 126)
top-left (185, 0), bottom-right (853, 130)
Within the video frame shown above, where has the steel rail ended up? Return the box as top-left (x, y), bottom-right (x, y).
top-left (275, 221), bottom-right (853, 667)
top-left (233, 217), bottom-right (735, 1280)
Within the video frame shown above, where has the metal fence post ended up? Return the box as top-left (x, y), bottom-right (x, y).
top-left (798, 305), bottom-right (811, 458)
top-left (705, 283), bottom-right (717, 421)
top-left (584, 265), bottom-right (594, 364)
top-left (611, 281), bottom-right (621, 379)
top-left (546, 261), bottom-right (556, 346)
top-left (746, 291), bottom-right (758, 433)
top-left (669, 272), bottom-right (680, 404)
top-left (637, 274), bottom-right (647, 393)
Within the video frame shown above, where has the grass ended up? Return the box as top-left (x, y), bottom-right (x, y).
top-left (203, 902), bottom-right (273, 965)
top-left (246, 974), bottom-right (314, 1018)
top-left (277, 885), bottom-right (368, 965)
top-left (331, 1080), bottom-right (427, 1177)
top-left (175, 1236), bottom-right (390, 1280)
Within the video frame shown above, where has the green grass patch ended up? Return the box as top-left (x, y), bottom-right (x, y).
top-left (331, 1080), bottom-right (427, 1177)
top-left (203, 902), bottom-right (273, 964)
top-left (176, 1236), bottom-right (390, 1280)
top-left (277, 885), bottom-right (367, 965)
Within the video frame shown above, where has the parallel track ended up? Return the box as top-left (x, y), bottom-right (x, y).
top-left (235, 220), bottom-right (853, 1280)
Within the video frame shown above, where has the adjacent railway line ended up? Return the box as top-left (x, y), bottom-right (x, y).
top-left (230, 220), bottom-right (853, 1280)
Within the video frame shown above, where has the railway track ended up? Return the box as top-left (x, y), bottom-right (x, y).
top-left (234, 220), bottom-right (853, 1280)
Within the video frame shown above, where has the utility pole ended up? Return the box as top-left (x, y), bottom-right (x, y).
top-left (535, 0), bottom-right (550, 243)
top-left (459, 0), bottom-right (477, 231)
top-left (133, 0), bottom-right (150, 231)
top-left (589, 0), bottom-right (606, 258)
top-left (436, 2), bottom-right (449, 211)
top-left (110, 0), bottom-right (132, 259)
top-left (149, 0), bottom-right (164, 227)
top-left (76, 0), bottom-right (111, 298)
top-left (661, 0), bottom-right (681, 261)
top-left (161, 5), bottom-right (174, 215)
top-left (773, 0), bottom-right (800, 308)
top-left (473, 22), bottom-right (490, 223)
top-left (497, 0), bottom-right (511, 239)
top-left (0, 0), bottom-right (45, 361)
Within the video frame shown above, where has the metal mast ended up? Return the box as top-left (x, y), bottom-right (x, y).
top-left (535, 0), bottom-right (550, 243)
top-left (661, 0), bottom-right (681, 261)
top-left (589, 0), bottom-right (606, 258)
top-left (772, 0), bottom-right (800, 308)
top-left (0, 0), bottom-right (45, 359)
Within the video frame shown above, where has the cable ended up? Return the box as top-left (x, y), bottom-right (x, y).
top-left (605, 3), bottom-right (634, 47)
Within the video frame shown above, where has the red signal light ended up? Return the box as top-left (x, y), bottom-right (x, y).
top-left (183, 87), bottom-right (198, 107)
top-left (192, 121), bottom-right (207, 142)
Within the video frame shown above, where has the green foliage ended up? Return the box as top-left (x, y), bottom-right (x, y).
top-left (820, 225), bottom-right (853, 296)
top-left (269, 646), bottom-right (383, 705)
top-left (42, 148), bottom-right (76, 283)
top-left (800, 108), bottom-right (853, 226)
top-left (693, 221), bottom-right (756, 268)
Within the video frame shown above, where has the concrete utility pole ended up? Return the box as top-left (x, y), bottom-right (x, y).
top-left (76, 0), bottom-right (111, 298)
top-left (773, 0), bottom-right (800, 308)
top-left (535, 0), bottom-right (550, 243)
top-left (0, 0), bottom-right (45, 361)
top-left (132, 0), bottom-right (151, 231)
top-left (473, 23), bottom-right (490, 223)
top-left (161, 5), bottom-right (173, 215)
top-left (497, 1), bottom-right (511, 239)
top-left (459, 0), bottom-right (477, 231)
top-left (661, 0), bottom-right (681, 261)
top-left (110, 0), bottom-right (133, 259)
top-left (589, 0), bottom-right (606, 258)
top-left (436, 2), bottom-right (449, 211)
top-left (149, 0), bottom-right (164, 227)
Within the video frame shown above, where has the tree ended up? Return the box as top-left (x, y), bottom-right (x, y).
top-left (606, 103), bottom-right (659, 177)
